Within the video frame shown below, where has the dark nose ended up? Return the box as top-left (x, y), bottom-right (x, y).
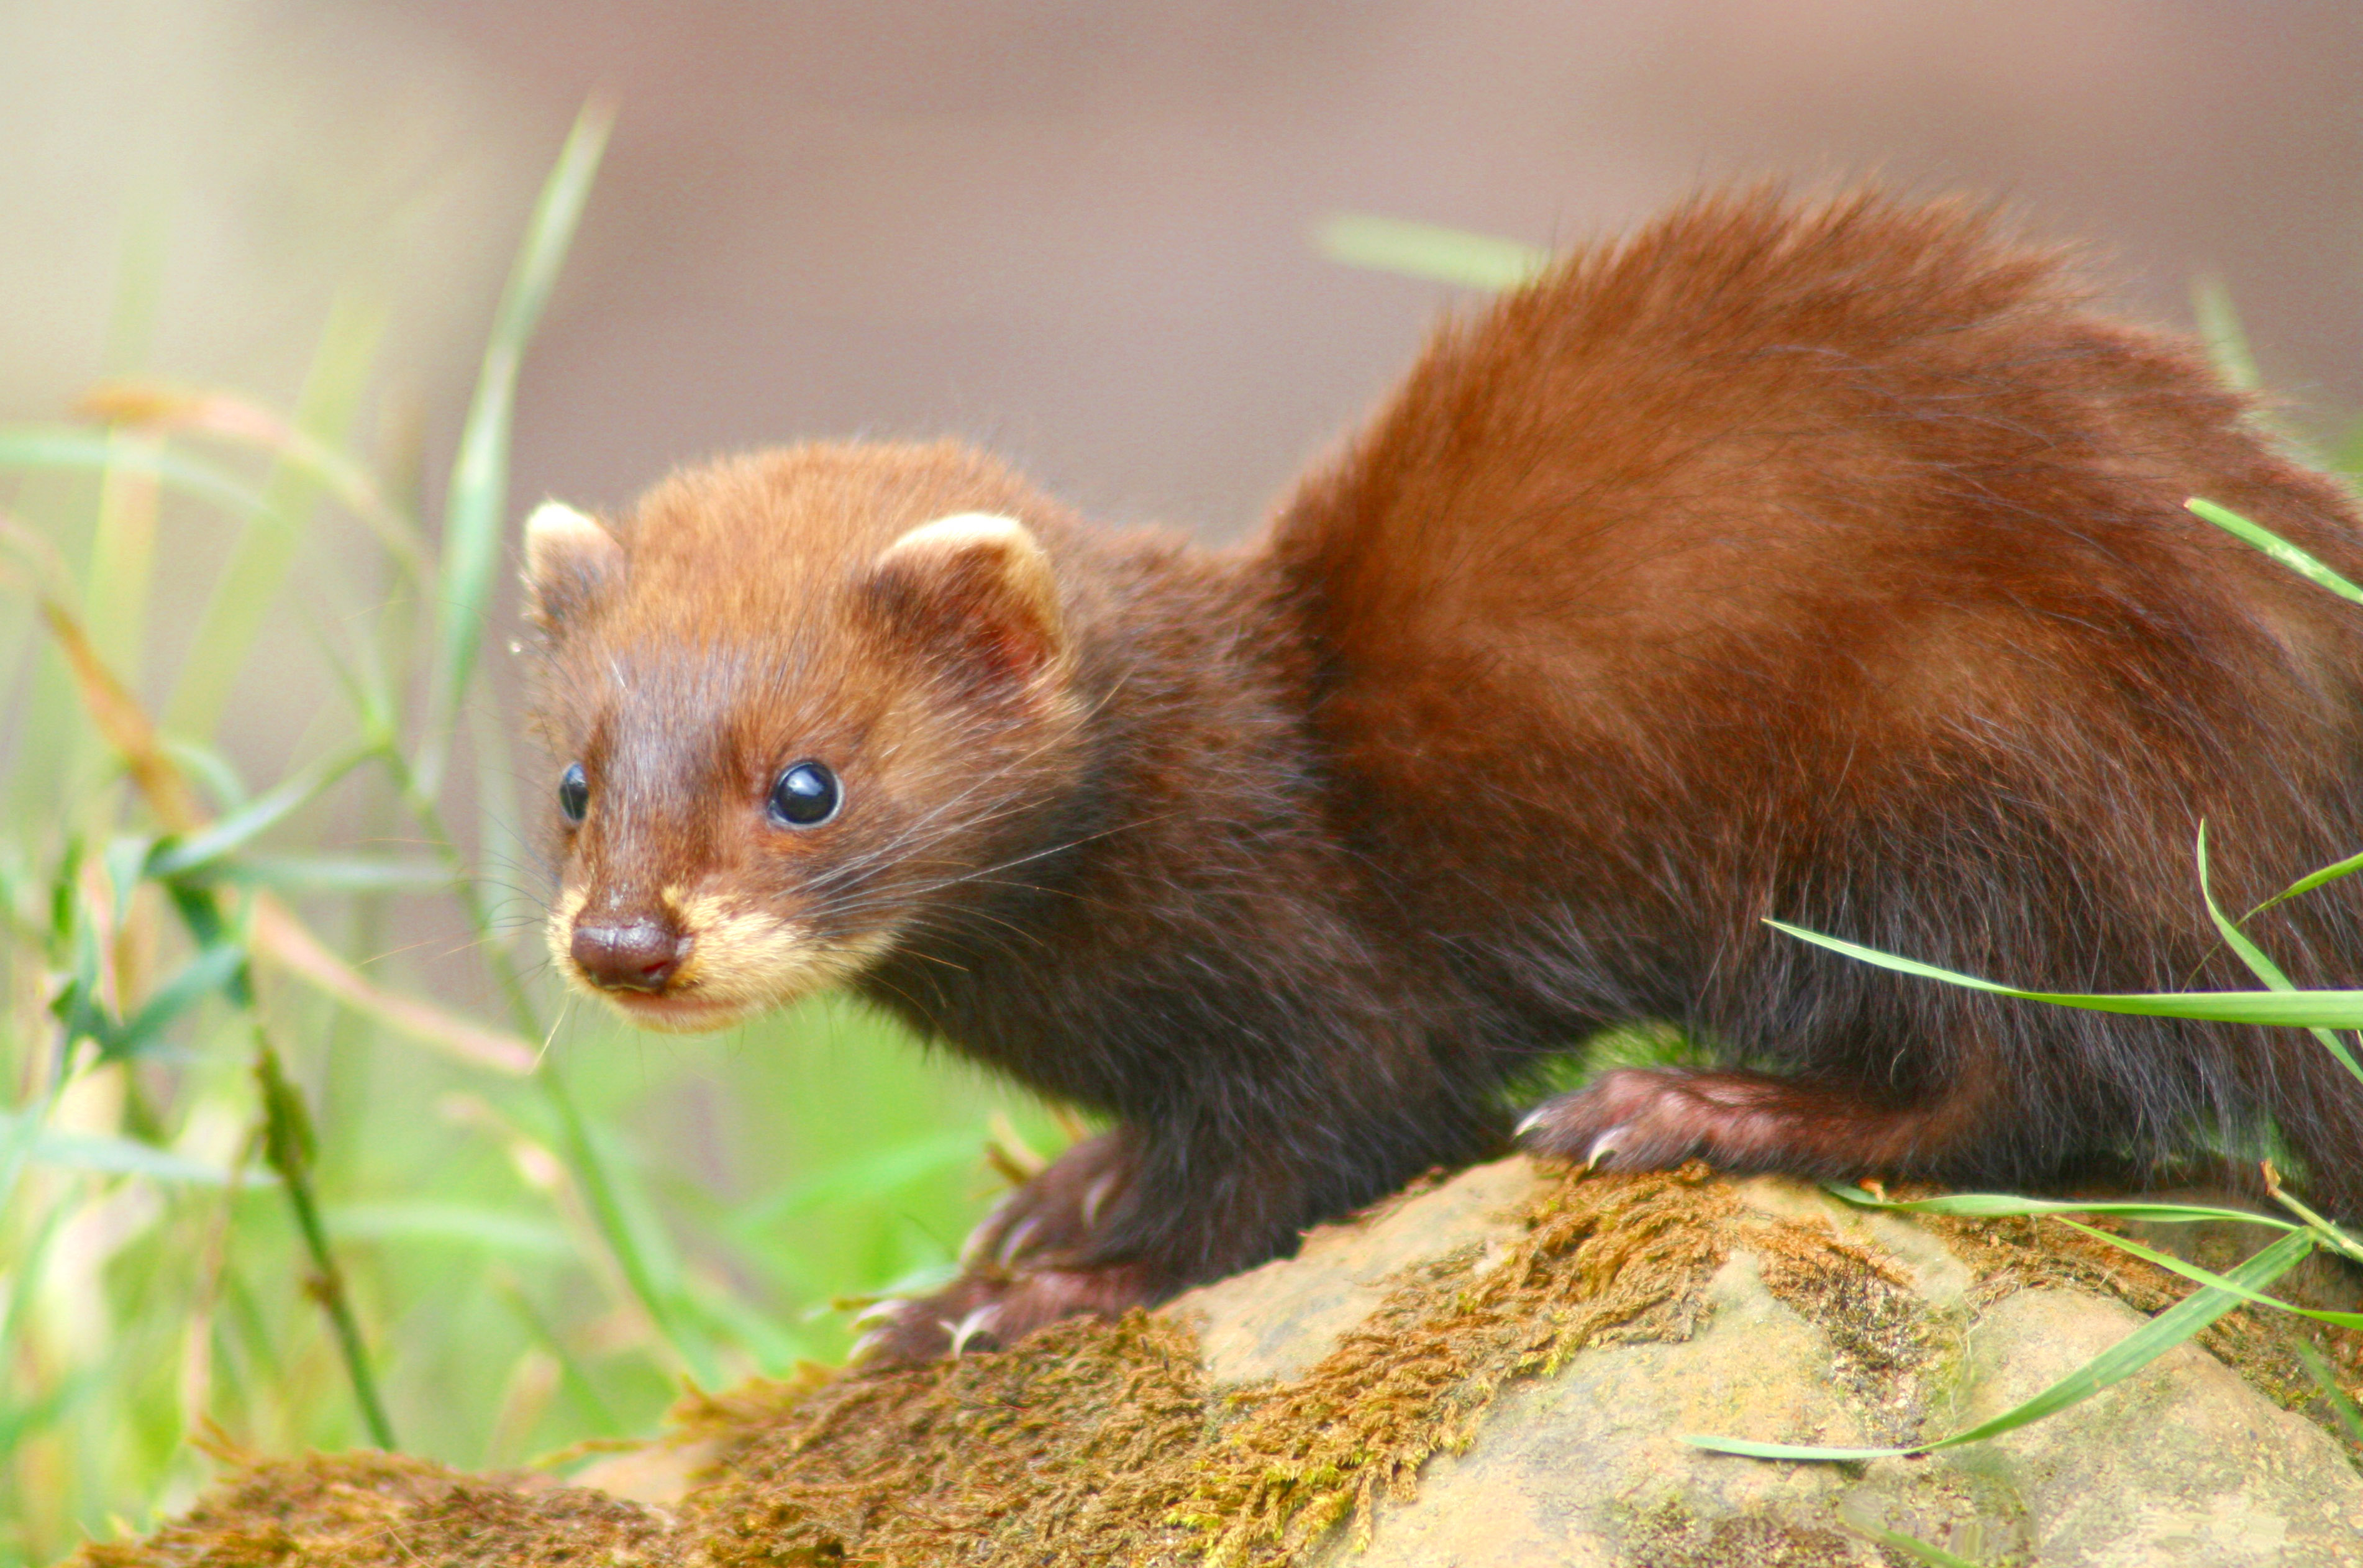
top-left (570, 919), bottom-right (688, 993)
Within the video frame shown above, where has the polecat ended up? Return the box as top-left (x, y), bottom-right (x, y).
top-left (522, 189), bottom-right (2363, 1361)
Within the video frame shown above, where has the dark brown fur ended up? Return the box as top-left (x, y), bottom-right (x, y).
top-left (525, 189), bottom-right (2363, 1359)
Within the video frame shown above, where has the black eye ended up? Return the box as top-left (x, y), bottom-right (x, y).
top-left (557, 762), bottom-right (588, 825)
top-left (768, 761), bottom-right (840, 827)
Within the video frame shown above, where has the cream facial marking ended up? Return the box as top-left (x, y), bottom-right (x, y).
top-left (550, 878), bottom-right (899, 1035)
top-left (545, 885), bottom-right (588, 985)
top-left (667, 890), bottom-right (898, 1007)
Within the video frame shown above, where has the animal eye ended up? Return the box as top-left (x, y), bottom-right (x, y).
top-left (768, 761), bottom-right (840, 828)
top-left (558, 762), bottom-right (589, 825)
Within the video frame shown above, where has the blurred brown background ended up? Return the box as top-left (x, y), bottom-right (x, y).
top-left (11, 1), bottom-right (2363, 524)
top-left (6, 0), bottom-right (2362, 790)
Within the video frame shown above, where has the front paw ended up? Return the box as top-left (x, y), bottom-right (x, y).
top-left (1516, 1067), bottom-right (1772, 1171)
top-left (959, 1127), bottom-right (1135, 1270)
top-left (850, 1260), bottom-right (1163, 1365)
top-left (848, 1128), bottom-right (1156, 1364)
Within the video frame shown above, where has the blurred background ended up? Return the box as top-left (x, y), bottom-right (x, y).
top-left (5, 0), bottom-right (2362, 1556)
top-left (12, 2), bottom-right (2363, 543)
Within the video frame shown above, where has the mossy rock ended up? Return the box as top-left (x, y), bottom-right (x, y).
top-left (73, 1160), bottom-right (2363, 1567)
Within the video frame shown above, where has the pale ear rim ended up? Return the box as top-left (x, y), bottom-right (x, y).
top-left (522, 499), bottom-right (626, 629)
top-left (879, 513), bottom-right (1059, 624)
top-left (886, 511), bottom-right (1035, 555)
top-left (870, 510), bottom-right (1072, 683)
top-left (524, 499), bottom-right (615, 574)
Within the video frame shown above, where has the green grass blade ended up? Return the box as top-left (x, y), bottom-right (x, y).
top-left (2294, 1342), bottom-right (2363, 1447)
top-left (1683, 1228), bottom-right (2315, 1461)
top-left (493, 1273), bottom-right (624, 1436)
top-left (324, 1200), bottom-right (571, 1257)
top-left (2190, 275), bottom-right (2261, 392)
top-left (144, 741), bottom-right (379, 880)
top-left (731, 1128), bottom-right (985, 1230)
top-left (102, 937), bottom-right (248, 1059)
top-left (535, 1060), bottom-right (722, 1388)
top-left (0, 1075), bottom-right (67, 1222)
top-left (0, 1110), bottom-right (268, 1185)
top-left (2187, 498), bottom-right (2363, 605)
top-left (74, 193), bottom-right (168, 715)
top-left (80, 380), bottom-right (426, 560)
top-left (1821, 1184), bottom-right (2298, 1229)
top-left (685, 1272), bottom-right (814, 1373)
top-left (255, 1033), bottom-right (396, 1448)
top-left (2262, 1184), bottom-right (2363, 1265)
top-left (159, 737), bottom-right (251, 812)
top-left (165, 294), bottom-right (386, 741)
top-left (1837, 1505), bottom-right (1985, 1568)
top-left (0, 1365), bottom-right (101, 1473)
top-left (2250, 845), bottom-right (2363, 915)
top-left (2050, 1217), bottom-right (2363, 1328)
top-left (418, 100), bottom-right (612, 793)
top-left (2194, 823), bottom-right (2363, 1083)
top-left (1766, 919), bottom-right (2363, 1026)
top-left (465, 695), bottom-right (530, 965)
top-left (0, 427), bottom-right (269, 518)
top-left (1313, 212), bottom-right (1550, 291)
top-left (84, 437), bottom-right (162, 691)
top-left (211, 853), bottom-right (453, 891)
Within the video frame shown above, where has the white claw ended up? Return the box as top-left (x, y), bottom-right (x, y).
top-left (948, 1304), bottom-right (1001, 1357)
top-left (1513, 1106), bottom-right (1550, 1139)
top-left (1080, 1170), bottom-right (1121, 1227)
top-left (995, 1215), bottom-right (1044, 1266)
top-left (848, 1327), bottom-right (890, 1364)
top-left (961, 1192), bottom-right (1024, 1266)
top-left (1582, 1126), bottom-right (1629, 1173)
top-left (847, 1298), bottom-right (901, 1331)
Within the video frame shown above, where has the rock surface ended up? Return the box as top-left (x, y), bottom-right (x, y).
top-left (80, 1158), bottom-right (2363, 1568)
top-left (585, 1157), bottom-right (2363, 1566)
top-left (1144, 1161), bottom-right (2363, 1566)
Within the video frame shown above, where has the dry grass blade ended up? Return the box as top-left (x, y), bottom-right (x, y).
top-left (246, 896), bottom-right (539, 1076)
top-left (27, 589), bottom-right (203, 834)
top-left (77, 378), bottom-right (429, 581)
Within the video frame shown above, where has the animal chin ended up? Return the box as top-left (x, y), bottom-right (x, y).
top-left (591, 987), bottom-right (762, 1034)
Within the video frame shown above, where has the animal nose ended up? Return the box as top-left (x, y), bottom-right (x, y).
top-left (570, 919), bottom-right (688, 993)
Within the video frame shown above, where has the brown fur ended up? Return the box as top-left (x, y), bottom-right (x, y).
top-left (524, 189), bottom-right (2363, 1360)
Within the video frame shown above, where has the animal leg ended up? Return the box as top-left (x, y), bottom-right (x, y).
top-left (853, 1128), bottom-right (1171, 1363)
top-left (1518, 1065), bottom-right (1993, 1181)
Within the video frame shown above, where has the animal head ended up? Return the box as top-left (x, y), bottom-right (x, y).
top-left (522, 441), bottom-right (1085, 1031)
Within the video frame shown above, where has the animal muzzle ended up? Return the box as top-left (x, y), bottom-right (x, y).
top-left (570, 914), bottom-right (692, 993)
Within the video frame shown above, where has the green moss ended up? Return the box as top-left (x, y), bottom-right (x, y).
top-left (682, 1311), bottom-right (1213, 1566)
top-left (71, 1168), bottom-right (1737, 1568)
top-left (81, 1167), bottom-right (2350, 1566)
top-left (1186, 1166), bottom-right (1736, 1565)
top-left (69, 1449), bottom-right (680, 1568)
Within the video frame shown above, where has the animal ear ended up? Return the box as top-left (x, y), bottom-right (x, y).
top-left (863, 513), bottom-right (1072, 690)
top-left (522, 500), bottom-right (625, 631)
